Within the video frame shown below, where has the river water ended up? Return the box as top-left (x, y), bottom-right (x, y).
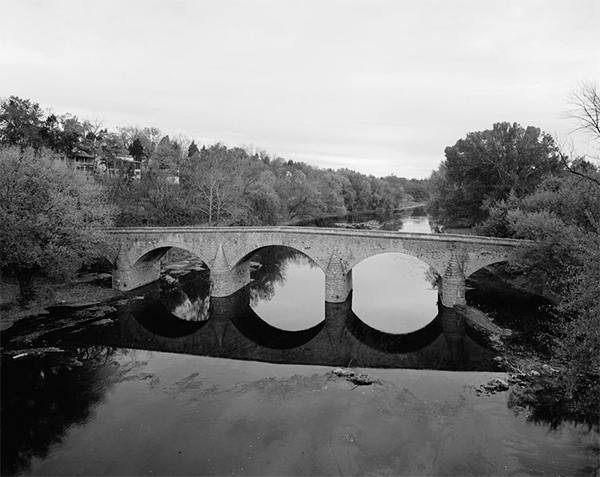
top-left (2, 210), bottom-right (598, 476)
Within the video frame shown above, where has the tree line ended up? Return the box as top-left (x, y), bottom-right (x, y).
top-left (0, 96), bottom-right (429, 227)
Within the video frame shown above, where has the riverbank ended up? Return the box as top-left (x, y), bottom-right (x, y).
top-left (0, 274), bottom-right (123, 332)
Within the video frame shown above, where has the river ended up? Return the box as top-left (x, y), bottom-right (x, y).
top-left (1, 209), bottom-right (598, 476)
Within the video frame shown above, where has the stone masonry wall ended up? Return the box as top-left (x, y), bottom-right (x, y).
top-left (108, 227), bottom-right (524, 306)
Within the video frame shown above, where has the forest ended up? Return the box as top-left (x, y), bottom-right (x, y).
top-left (0, 96), bottom-right (429, 227)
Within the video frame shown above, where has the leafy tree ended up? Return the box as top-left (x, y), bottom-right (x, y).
top-left (317, 172), bottom-right (348, 215)
top-left (0, 146), bottom-right (117, 298)
top-left (385, 175), bottom-right (430, 203)
top-left (149, 135), bottom-right (180, 174)
top-left (128, 137), bottom-right (146, 162)
top-left (339, 169), bottom-right (372, 212)
top-left (187, 140), bottom-right (200, 158)
top-left (276, 170), bottom-right (325, 220)
top-left (244, 181), bottom-right (281, 225)
top-left (55, 114), bottom-right (86, 158)
top-left (428, 122), bottom-right (563, 226)
top-left (476, 157), bottom-right (600, 429)
top-left (370, 176), bottom-right (404, 211)
top-left (0, 96), bottom-right (45, 149)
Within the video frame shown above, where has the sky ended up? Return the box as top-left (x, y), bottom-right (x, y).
top-left (0, 0), bottom-right (598, 179)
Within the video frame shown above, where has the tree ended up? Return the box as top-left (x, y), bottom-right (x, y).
top-left (276, 169), bottom-right (325, 220)
top-left (0, 146), bottom-right (117, 298)
top-left (559, 82), bottom-right (600, 186)
top-left (339, 169), bottom-right (372, 212)
top-left (244, 181), bottom-right (281, 225)
top-left (0, 96), bottom-right (45, 149)
top-left (370, 175), bottom-right (404, 211)
top-left (566, 81), bottom-right (600, 140)
top-left (187, 140), bottom-right (200, 158)
top-left (428, 122), bottom-right (563, 227)
top-left (149, 135), bottom-right (180, 175)
top-left (317, 172), bottom-right (347, 215)
top-left (476, 161), bottom-right (600, 429)
top-left (128, 137), bottom-right (146, 162)
top-left (54, 114), bottom-right (86, 158)
top-left (184, 144), bottom-right (243, 225)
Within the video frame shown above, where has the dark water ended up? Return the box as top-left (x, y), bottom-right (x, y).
top-left (2, 210), bottom-right (599, 476)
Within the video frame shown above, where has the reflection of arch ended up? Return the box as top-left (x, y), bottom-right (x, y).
top-left (345, 311), bottom-right (442, 354)
top-left (230, 302), bottom-right (325, 349)
top-left (106, 285), bottom-right (500, 370)
top-left (133, 301), bottom-right (207, 338)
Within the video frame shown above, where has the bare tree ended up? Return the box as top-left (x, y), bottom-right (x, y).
top-left (559, 81), bottom-right (600, 186)
top-left (566, 81), bottom-right (600, 139)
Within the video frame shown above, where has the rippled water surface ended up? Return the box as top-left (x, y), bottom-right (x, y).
top-left (3, 349), bottom-right (598, 477)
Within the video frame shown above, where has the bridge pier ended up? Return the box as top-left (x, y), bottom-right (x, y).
top-left (325, 253), bottom-right (353, 303)
top-left (439, 252), bottom-right (466, 307)
top-left (210, 245), bottom-right (251, 297)
top-left (112, 249), bottom-right (164, 291)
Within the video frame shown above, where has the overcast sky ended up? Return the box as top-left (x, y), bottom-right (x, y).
top-left (1, 0), bottom-right (598, 178)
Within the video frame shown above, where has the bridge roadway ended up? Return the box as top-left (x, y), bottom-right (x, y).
top-left (106, 226), bottom-right (527, 308)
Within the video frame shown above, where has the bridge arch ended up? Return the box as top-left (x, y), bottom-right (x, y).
top-left (127, 241), bottom-right (213, 271)
top-left (463, 254), bottom-right (511, 278)
top-left (114, 242), bottom-right (213, 292)
top-left (228, 240), bottom-right (329, 274)
top-left (346, 249), bottom-right (444, 278)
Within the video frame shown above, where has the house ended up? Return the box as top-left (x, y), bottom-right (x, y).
top-left (102, 155), bottom-right (142, 179)
top-left (72, 151), bottom-right (95, 174)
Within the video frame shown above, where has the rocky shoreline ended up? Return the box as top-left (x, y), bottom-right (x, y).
top-left (0, 273), bottom-right (123, 332)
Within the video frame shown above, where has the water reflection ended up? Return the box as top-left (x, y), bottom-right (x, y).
top-left (248, 247), bottom-right (324, 331)
top-left (0, 347), bottom-right (121, 476)
top-left (352, 253), bottom-right (438, 334)
top-left (74, 284), bottom-right (499, 371)
top-left (158, 269), bottom-right (210, 322)
top-left (3, 344), bottom-right (597, 477)
top-left (97, 238), bottom-right (486, 369)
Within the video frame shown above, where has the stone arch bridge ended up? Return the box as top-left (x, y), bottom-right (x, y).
top-left (107, 226), bottom-right (527, 308)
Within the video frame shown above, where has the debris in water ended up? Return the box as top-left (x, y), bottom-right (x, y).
top-left (331, 368), bottom-right (378, 386)
top-left (8, 347), bottom-right (65, 359)
top-left (475, 377), bottom-right (510, 395)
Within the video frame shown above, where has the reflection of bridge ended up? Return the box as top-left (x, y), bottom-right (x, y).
top-left (107, 226), bottom-right (526, 307)
top-left (99, 289), bottom-right (497, 370)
